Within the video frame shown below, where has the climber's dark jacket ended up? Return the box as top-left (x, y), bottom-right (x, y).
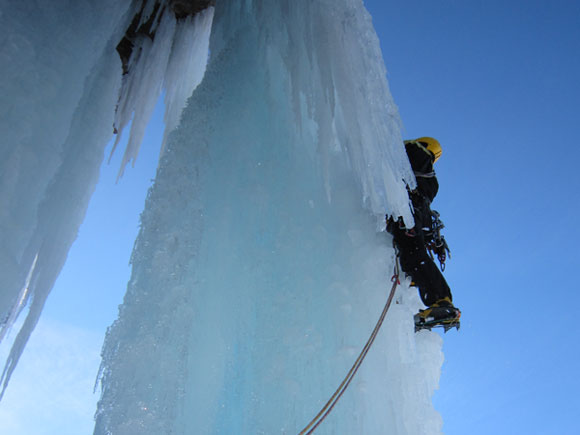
top-left (387, 141), bottom-right (452, 307)
top-left (405, 140), bottom-right (439, 203)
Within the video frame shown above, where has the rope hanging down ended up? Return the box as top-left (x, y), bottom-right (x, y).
top-left (298, 257), bottom-right (401, 435)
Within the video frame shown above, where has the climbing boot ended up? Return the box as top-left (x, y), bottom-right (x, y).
top-left (414, 299), bottom-right (461, 332)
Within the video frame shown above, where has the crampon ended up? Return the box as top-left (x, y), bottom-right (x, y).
top-left (414, 306), bottom-right (461, 333)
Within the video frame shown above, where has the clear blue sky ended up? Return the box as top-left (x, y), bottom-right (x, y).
top-left (3, 1), bottom-right (579, 433)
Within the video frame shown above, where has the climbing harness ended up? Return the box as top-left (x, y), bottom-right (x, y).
top-left (387, 207), bottom-right (450, 271)
top-left (414, 170), bottom-right (437, 178)
top-left (298, 257), bottom-right (401, 435)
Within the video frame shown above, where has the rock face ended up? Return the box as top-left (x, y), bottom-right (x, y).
top-left (170, 0), bottom-right (216, 19)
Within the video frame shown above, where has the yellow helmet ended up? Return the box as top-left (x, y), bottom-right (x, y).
top-left (417, 137), bottom-right (442, 163)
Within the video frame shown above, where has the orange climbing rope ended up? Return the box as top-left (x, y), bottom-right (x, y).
top-left (298, 257), bottom-right (401, 435)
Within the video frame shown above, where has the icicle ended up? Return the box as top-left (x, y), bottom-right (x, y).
top-left (0, 254), bottom-right (37, 343)
top-left (0, 0), bottom-right (215, 399)
top-left (0, 0), bottom-right (132, 399)
top-left (162, 7), bottom-right (214, 157)
top-left (111, 4), bottom-right (215, 178)
top-left (112, 11), bottom-right (177, 178)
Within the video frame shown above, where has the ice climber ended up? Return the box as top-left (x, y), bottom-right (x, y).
top-left (387, 137), bottom-right (461, 332)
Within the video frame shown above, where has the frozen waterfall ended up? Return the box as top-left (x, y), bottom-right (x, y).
top-left (95, 1), bottom-right (442, 434)
top-left (0, 0), bottom-right (446, 433)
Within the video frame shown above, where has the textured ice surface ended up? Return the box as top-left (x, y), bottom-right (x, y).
top-left (96, 1), bottom-right (442, 434)
top-left (0, 0), bottom-right (444, 432)
top-left (162, 7), bottom-right (214, 157)
top-left (0, 0), bottom-right (213, 397)
top-left (0, 0), bottom-right (133, 397)
top-left (112, 5), bottom-right (214, 176)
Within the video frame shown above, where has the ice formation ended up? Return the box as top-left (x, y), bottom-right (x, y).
top-left (112, 2), bottom-right (214, 176)
top-left (0, 0), bottom-right (214, 397)
top-left (1, 0), bottom-right (446, 433)
top-left (95, 1), bottom-right (441, 434)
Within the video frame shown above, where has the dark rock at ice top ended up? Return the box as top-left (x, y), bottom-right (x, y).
top-left (170, 0), bottom-right (216, 19)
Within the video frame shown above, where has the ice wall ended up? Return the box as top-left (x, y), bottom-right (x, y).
top-left (0, 0), bottom-right (214, 397)
top-left (96, 1), bottom-right (442, 434)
